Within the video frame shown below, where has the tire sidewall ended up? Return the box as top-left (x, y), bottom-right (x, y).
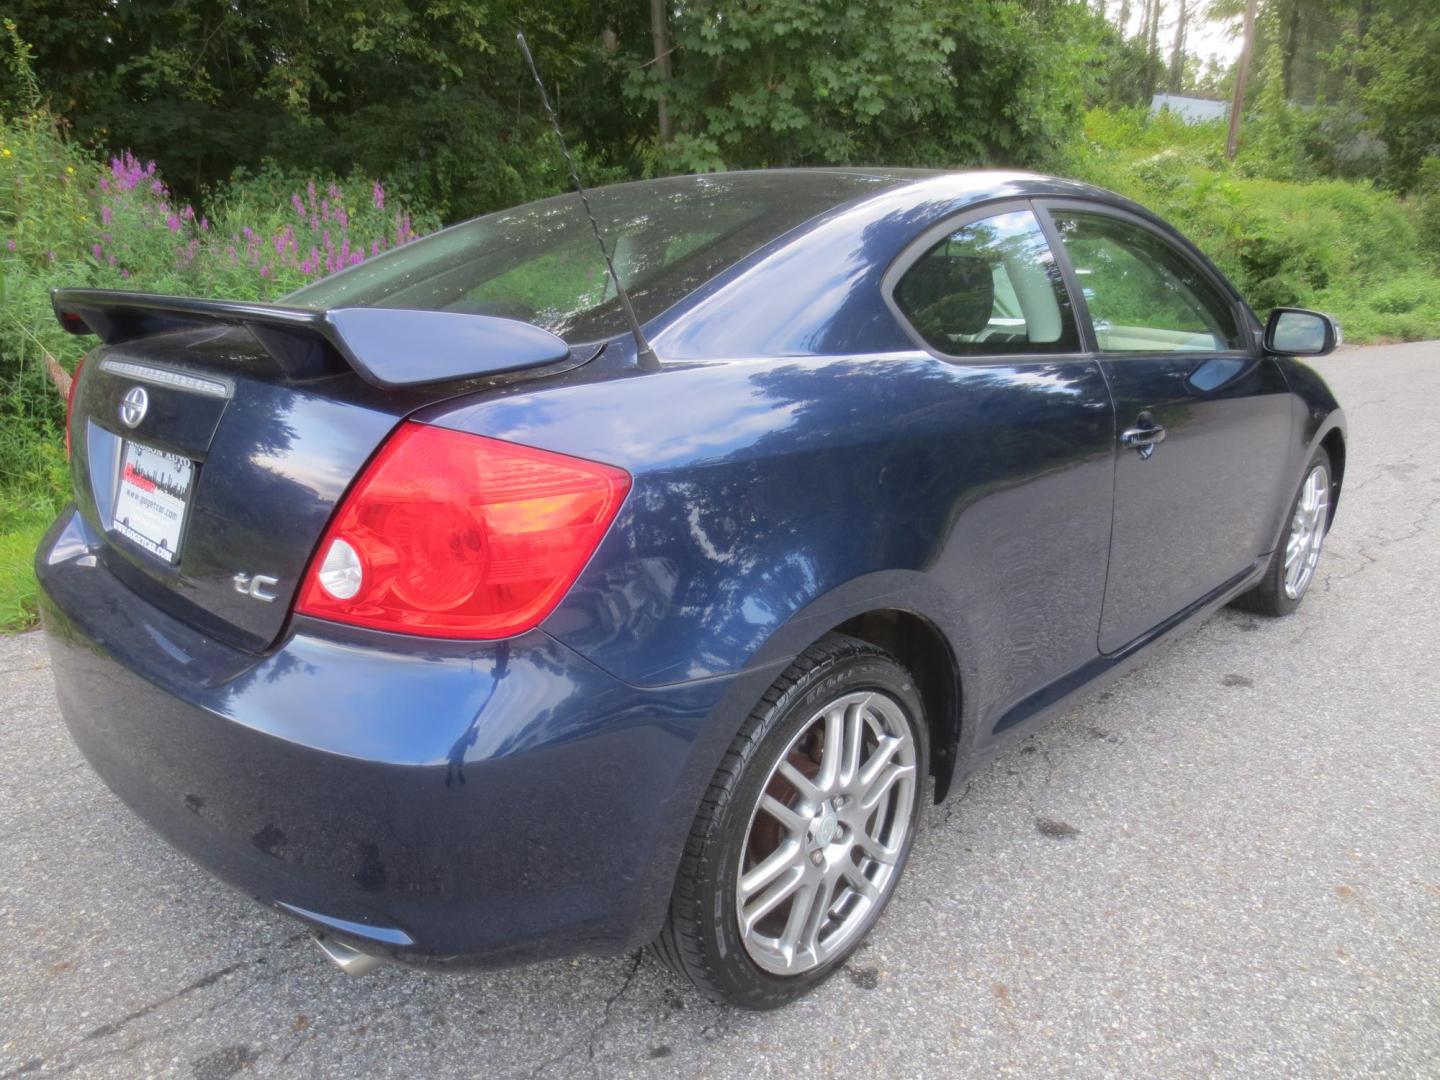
top-left (698, 650), bottom-right (929, 1008)
top-left (1267, 447), bottom-right (1332, 615)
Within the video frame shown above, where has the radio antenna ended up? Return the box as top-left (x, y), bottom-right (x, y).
top-left (516, 31), bottom-right (660, 372)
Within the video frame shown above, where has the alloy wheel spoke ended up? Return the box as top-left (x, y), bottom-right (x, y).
top-left (800, 872), bottom-right (840, 960)
top-left (759, 793), bottom-right (809, 837)
top-left (741, 864), bottom-right (806, 935)
top-left (840, 698), bottom-right (867, 788)
top-left (739, 839), bottom-right (803, 902)
top-left (855, 826), bottom-right (901, 866)
top-left (776, 880), bottom-right (817, 966)
top-left (860, 760), bottom-right (915, 812)
top-left (776, 760), bottom-right (823, 807)
top-left (816, 706), bottom-right (845, 790)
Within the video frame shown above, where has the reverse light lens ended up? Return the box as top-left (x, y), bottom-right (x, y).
top-left (296, 422), bottom-right (630, 639)
top-left (317, 538), bottom-right (363, 599)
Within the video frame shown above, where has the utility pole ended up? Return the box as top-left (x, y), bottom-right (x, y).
top-left (1225, 0), bottom-right (1259, 159)
top-left (650, 0), bottom-right (673, 143)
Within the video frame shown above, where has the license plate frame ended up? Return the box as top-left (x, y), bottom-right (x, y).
top-left (112, 440), bottom-right (195, 565)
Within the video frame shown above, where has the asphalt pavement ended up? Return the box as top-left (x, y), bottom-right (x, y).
top-left (2, 341), bottom-right (1438, 1079)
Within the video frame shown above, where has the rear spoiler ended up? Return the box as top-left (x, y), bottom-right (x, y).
top-left (50, 288), bottom-right (573, 389)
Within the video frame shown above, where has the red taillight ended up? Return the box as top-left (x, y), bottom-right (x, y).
top-left (64, 356), bottom-right (86, 459)
top-left (296, 422), bottom-right (631, 639)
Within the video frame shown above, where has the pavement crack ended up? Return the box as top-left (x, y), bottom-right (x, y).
top-left (80, 961), bottom-right (246, 1043)
top-left (524, 951), bottom-right (644, 1079)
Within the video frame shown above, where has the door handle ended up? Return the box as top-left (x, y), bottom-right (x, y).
top-left (1120, 424), bottom-right (1166, 447)
top-left (1120, 412), bottom-right (1166, 459)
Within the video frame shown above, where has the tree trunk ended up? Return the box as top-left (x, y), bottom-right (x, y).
top-left (1226, 0), bottom-right (1260, 159)
top-left (1118, 0), bottom-right (1132, 38)
top-left (1143, 0), bottom-right (1163, 98)
top-left (1281, 0), bottom-right (1300, 100)
top-left (650, 0), bottom-right (673, 143)
top-left (1169, 0), bottom-right (1188, 93)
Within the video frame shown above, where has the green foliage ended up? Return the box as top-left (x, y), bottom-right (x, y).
top-left (630, 0), bottom-right (1108, 173)
top-left (1063, 107), bottom-right (1440, 344)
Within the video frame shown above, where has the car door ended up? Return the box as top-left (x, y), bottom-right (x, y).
top-left (882, 202), bottom-right (1117, 739)
top-left (1040, 202), bottom-right (1294, 654)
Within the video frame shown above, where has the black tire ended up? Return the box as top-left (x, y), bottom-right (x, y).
top-left (1232, 446), bottom-right (1333, 617)
top-left (653, 632), bottom-right (929, 1008)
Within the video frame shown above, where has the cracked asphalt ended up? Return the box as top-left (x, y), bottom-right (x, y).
top-left (3, 341), bottom-right (1439, 1078)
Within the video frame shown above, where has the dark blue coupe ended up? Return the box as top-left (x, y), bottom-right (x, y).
top-left (38, 169), bottom-right (1345, 1007)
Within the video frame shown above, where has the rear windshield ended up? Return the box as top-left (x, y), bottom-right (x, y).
top-left (288, 171), bottom-right (903, 343)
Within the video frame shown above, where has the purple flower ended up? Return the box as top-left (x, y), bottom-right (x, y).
top-left (166, 215), bottom-right (181, 233)
top-left (372, 181), bottom-right (385, 211)
top-left (151, 179), bottom-right (164, 195)
top-left (242, 226), bottom-right (253, 239)
top-left (371, 239), bottom-right (380, 256)
top-left (5, 239), bottom-right (15, 252)
top-left (306, 179), bottom-right (316, 200)
top-left (260, 265), bottom-right (271, 279)
top-left (46, 251), bottom-right (56, 262)
top-left (121, 268), bottom-right (130, 279)
top-left (92, 243), bottom-right (103, 260)
top-left (337, 208), bottom-right (348, 229)
top-left (200, 217), bottom-right (208, 231)
top-left (181, 205), bottom-right (195, 221)
top-left (292, 193), bottom-right (305, 217)
top-left (328, 182), bottom-right (341, 199)
top-left (100, 205), bottom-right (113, 225)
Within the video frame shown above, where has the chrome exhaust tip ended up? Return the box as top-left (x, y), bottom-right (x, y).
top-left (313, 933), bottom-right (384, 977)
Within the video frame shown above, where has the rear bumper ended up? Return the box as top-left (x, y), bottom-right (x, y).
top-left (36, 507), bottom-right (768, 967)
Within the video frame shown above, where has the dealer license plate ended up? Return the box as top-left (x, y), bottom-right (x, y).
top-left (113, 441), bottom-right (194, 564)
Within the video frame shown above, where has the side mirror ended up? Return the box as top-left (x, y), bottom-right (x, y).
top-left (1264, 308), bottom-right (1341, 357)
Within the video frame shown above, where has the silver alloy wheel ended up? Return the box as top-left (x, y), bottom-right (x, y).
top-left (1284, 463), bottom-right (1330, 600)
top-left (735, 690), bottom-right (917, 975)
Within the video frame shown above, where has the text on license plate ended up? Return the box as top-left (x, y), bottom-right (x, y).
top-left (113, 441), bottom-right (193, 564)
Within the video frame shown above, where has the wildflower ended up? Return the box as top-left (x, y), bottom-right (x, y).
top-left (1, 148), bottom-right (11, 158)
top-left (166, 215), bottom-right (181, 233)
top-left (66, 165), bottom-right (75, 174)
top-left (5, 239), bottom-right (15, 252)
top-left (47, 251), bottom-right (56, 261)
top-left (181, 205), bottom-right (195, 221)
top-left (292, 193), bottom-right (305, 217)
top-left (371, 240), bottom-right (380, 257)
top-left (120, 269), bottom-right (130, 279)
top-left (260, 265), bottom-right (271, 279)
top-left (100, 205), bottom-right (112, 225)
top-left (372, 181), bottom-right (385, 210)
top-left (151, 179), bottom-right (164, 195)
top-left (92, 243), bottom-right (103, 260)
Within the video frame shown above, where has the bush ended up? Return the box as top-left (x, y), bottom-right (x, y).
top-left (0, 108), bottom-right (439, 630)
top-left (1061, 108), bottom-right (1440, 343)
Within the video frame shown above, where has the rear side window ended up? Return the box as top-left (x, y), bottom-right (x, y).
top-left (892, 209), bottom-right (1079, 356)
top-left (1049, 210), bottom-right (1243, 352)
top-left (287, 172), bottom-right (903, 344)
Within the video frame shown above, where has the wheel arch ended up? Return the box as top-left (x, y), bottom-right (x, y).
top-left (830, 609), bottom-right (962, 801)
top-left (1319, 426), bottom-right (1346, 528)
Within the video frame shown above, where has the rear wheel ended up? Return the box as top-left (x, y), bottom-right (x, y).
top-left (654, 633), bottom-right (928, 1008)
top-left (1234, 447), bottom-right (1332, 617)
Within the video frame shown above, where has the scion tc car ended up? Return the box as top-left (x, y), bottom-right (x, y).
top-left (37, 169), bottom-right (1345, 1008)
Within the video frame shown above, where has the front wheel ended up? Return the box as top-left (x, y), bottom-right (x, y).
top-left (654, 633), bottom-right (928, 1008)
top-left (1234, 447), bottom-right (1332, 617)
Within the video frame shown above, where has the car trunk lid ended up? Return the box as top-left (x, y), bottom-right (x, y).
top-left (55, 289), bottom-right (589, 651)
